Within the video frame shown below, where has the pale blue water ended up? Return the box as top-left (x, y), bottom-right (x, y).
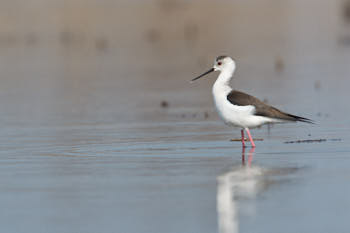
top-left (1, 117), bottom-right (350, 233)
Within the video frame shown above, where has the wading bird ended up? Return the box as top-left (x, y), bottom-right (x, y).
top-left (191, 56), bottom-right (313, 147)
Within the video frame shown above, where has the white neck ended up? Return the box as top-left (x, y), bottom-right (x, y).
top-left (212, 65), bottom-right (236, 123)
top-left (213, 65), bottom-right (235, 90)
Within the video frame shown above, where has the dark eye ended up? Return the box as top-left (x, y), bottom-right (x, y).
top-left (217, 62), bottom-right (222, 66)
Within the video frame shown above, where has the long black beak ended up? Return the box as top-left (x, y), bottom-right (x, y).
top-left (191, 68), bottom-right (215, 82)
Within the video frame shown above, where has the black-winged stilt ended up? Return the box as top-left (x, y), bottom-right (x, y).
top-left (191, 55), bottom-right (313, 147)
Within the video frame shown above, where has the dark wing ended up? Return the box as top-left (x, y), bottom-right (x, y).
top-left (227, 90), bottom-right (314, 123)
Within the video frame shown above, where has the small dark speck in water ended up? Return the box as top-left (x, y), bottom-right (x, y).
top-left (160, 100), bottom-right (169, 108)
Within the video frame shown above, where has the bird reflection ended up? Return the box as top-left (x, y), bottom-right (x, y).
top-left (217, 147), bottom-right (258, 233)
top-left (241, 147), bottom-right (254, 167)
top-left (217, 147), bottom-right (300, 233)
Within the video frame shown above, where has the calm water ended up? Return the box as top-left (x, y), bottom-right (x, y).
top-left (1, 0), bottom-right (350, 233)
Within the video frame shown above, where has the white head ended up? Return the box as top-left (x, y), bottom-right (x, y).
top-left (191, 55), bottom-right (236, 82)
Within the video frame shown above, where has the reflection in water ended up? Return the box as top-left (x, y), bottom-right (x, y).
top-left (217, 148), bottom-right (258, 233)
top-left (241, 147), bottom-right (254, 167)
top-left (217, 148), bottom-right (300, 233)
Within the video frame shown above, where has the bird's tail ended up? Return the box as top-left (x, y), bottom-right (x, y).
top-left (286, 114), bottom-right (315, 124)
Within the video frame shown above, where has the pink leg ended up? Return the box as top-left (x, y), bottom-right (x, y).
top-left (245, 128), bottom-right (256, 148)
top-left (240, 129), bottom-right (246, 147)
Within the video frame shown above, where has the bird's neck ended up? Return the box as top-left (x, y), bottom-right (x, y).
top-left (214, 67), bottom-right (235, 90)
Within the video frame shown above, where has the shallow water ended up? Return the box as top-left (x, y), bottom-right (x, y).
top-left (1, 0), bottom-right (350, 233)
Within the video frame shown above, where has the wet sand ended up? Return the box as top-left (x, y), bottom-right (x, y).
top-left (0, 0), bottom-right (350, 233)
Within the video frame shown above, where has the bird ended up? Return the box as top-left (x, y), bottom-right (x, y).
top-left (191, 55), bottom-right (313, 147)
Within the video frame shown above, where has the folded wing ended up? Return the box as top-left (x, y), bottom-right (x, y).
top-left (227, 90), bottom-right (313, 123)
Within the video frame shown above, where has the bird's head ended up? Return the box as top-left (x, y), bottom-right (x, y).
top-left (213, 56), bottom-right (236, 72)
top-left (191, 55), bottom-right (236, 82)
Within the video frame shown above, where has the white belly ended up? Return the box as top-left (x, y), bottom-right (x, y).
top-left (214, 97), bottom-right (270, 128)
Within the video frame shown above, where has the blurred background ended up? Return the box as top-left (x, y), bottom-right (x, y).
top-left (0, 0), bottom-right (349, 126)
top-left (1, 0), bottom-right (350, 233)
